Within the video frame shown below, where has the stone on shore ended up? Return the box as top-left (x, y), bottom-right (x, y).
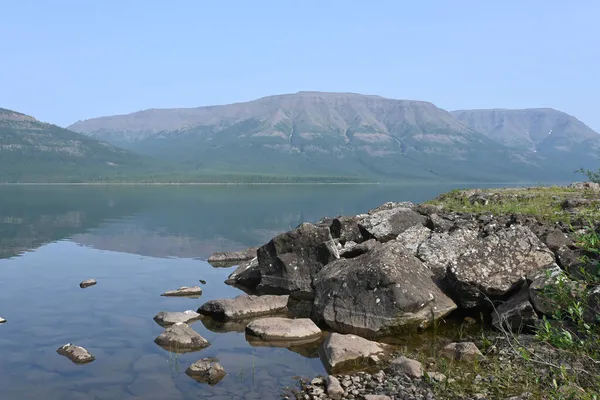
top-left (326, 375), bottom-right (344, 400)
top-left (185, 358), bottom-right (226, 385)
top-left (207, 246), bottom-right (258, 267)
top-left (56, 343), bottom-right (95, 364)
top-left (330, 216), bottom-right (364, 245)
top-left (319, 333), bottom-right (390, 373)
top-left (359, 207), bottom-right (427, 243)
top-left (153, 310), bottom-right (201, 326)
top-left (387, 356), bottom-right (423, 378)
top-left (313, 241), bottom-right (457, 336)
top-left (198, 294), bottom-right (288, 321)
top-left (255, 223), bottom-right (339, 299)
top-left (224, 257), bottom-right (260, 288)
top-left (339, 238), bottom-right (377, 259)
top-left (79, 279), bottom-right (97, 288)
top-left (395, 225), bottom-right (432, 255)
top-left (445, 225), bottom-right (556, 308)
top-left (160, 286), bottom-right (202, 297)
top-left (492, 285), bottom-right (538, 332)
top-left (441, 342), bottom-right (484, 361)
top-left (245, 317), bottom-right (321, 342)
top-left (154, 322), bottom-right (210, 352)
top-left (417, 228), bottom-right (478, 278)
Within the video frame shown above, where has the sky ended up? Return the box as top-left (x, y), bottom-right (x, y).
top-left (1, 0), bottom-right (599, 130)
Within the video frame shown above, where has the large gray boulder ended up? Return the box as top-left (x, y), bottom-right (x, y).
top-left (491, 285), bottom-right (538, 333)
top-left (312, 241), bottom-right (457, 337)
top-left (198, 294), bottom-right (289, 321)
top-left (245, 317), bottom-right (322, 342)
top-left (319, 333), bottom-right (390, 373)
top-left (417, 229), bottom-right (478, 278)
top-left (224, 257), bottom-right (260, 288)
top-left (359, 207), bottom-right (427, 243)
top-left (395, 225), bottom-right (432, 255)
top-left (445, 225), bottom-right (556, 308)
top-left (208, 246), bottom-right (258, 267)
top-left (255, 223), bottom-right (339, 299)
top-left (154, 322), bottom-right (210, 352)
top-left (330, 216), bottom-right (364, 245)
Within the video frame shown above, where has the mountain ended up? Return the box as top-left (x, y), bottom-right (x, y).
top-left (451, 108), bottom-right (600, 173)
top-left (68, 92), bottom-right (547, 182)
top-left (0, 108), bottom-right (152, 182)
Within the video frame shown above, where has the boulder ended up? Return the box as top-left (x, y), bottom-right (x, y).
top-left (339, 238), bottom-right (378, 259)
top-left (154, 322), bottom-right (210, 352)
top-left (529, 265), bottom-right (585, 316)
top-left (56, 344), bottom-right (95, 364)
top-left (441, 342), bottom-right (483, 361)
top-left (319, 333), bottom-right (390, 373)
top-left (330, 216), bottom-right (364, 244)
top-left (368, 201), bottom-right (415, 214)
top-left (326, 375), bottom-right (344, 400)
top-left (585, 286), bottom-right (600, 324)
top-left (198, 294), bottom-right (288, 321)
top-left (160, 286), bottom-right (202, 297)
top-left (491, 285), bottom-right (538, 333)
top-left (224, 257), bottom-right (260, 288)
top-left (207, 246), bottom-right (258, 267)
top-left (556, 246), bottom-right (599, 279)
top-left (417, 229), bottom-right (478, 279)
top-left (359, 207), bottom-right (427, 242)
top-left (568, 182), bottom-right (600, 192)
top-left (395, 225), bottom-right (432, 255)
top-left (245, 317), bottom-right (321, 342)
top-left (426, 213), bottom-right (455, 233)
top-left (153, 310), bottom-right (202, 326)
top-left (313, 241), bottom-right (457, 337)
top-left (387, 356), bottom-right (423, 378)
top-left (445, 225), bottom-right (556, 308)
top-left (255, 223), bottom-right (339, 299)
top-left (79, 279), bottom-right (97, 288)
top-left (542, 229), bottom-right (574, 252)
top-left (185, 358), bottom-right (226, 385)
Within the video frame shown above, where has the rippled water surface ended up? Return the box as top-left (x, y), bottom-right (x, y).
top-left (0, 183), bottom-right (507, 400)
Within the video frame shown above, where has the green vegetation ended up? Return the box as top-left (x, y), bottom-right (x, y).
top-left (577, 168), bottom-right (600, 184)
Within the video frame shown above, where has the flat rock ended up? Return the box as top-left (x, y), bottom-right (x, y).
top-left (313, 241), bottom-right (457, 336)
top-left (445, 225), bottom-right (556, 308)
top-left (441, 342), bottom-right (483, 361)
top-left (255, 223), bottom-right (339, 299)
top-left (79, 279), bottom-right (97, 288)
top-left (245, 317), bottom-right (321, 342)
top-left (185, 358), bottom-right (226, 385)
top-left (207, 246), bottom-right (258, 267)
top-left (153, 310), bottom-right (201, 326)
top-left (57, 343), bottom-right (95, 364)
top-left (359, 207), bottom-right (427, 242)
top-left (154, 322), bottom-right (210, 352)
top-left (160, 286), bottom-right (202, 297)
top-left (319, 333), bottom-right (390, 373)
top-left (225, 257), bottom-right (260, 288)
top-left (198, 294), bottom-right (288, 321)
top-left (491, 285), bottom-right (538, 333)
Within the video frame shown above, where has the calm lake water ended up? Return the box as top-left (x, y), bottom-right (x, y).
top-left (0, 183), bottom-right (513, 400)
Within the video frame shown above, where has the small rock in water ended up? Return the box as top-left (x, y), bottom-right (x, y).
top-left (154, 322), bottom-right (210, 352)
top-left (245, 317), bottom-right (322, 342)
top-left (185, 358), bottom-right (226, 385)
top-left (79, 279), bottom-right (97, 288)
top-left (154, 310), bottom-right (202, 326)
top-left (0, 317), bottom-right (6, 324)
top-left (199, 279), bottom-right (207, 285)
top-left (160, 286), bottom-right (203, 297)
top-left (56, 343), bottom-right (95, 364)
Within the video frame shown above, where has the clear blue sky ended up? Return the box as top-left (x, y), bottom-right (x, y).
top-left (1, 0), bottom-right (599, 130)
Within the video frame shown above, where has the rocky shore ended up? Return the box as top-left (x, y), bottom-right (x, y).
top-left (205, 182), bottom-right (600, 399)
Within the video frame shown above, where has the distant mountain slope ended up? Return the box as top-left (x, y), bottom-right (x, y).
top-left (68, 92), bottom-right (547, 182)
top-left (0, 108), bottom-right (151, 182)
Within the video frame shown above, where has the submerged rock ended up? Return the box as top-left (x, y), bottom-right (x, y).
top-left (154, 322), bottom-right (210, 352)
top-left (160, 286), bottom-right (203, 297)
top-left (313, 241), bottom-right (457, 336)
top-left (79, 279), bottom-right (97, 289)
top-left (225, 257), bottom-right (260, 288)
top-left (491, 285), bottom-right (538, 333)
top-left (359, 207), bottom-right (426, 243)
top-left (255, 223), bottom-right (339, 299)
top-left (198, 294), bottom-right (288, 321)
top-left (445, 225), bottom-right (555, 308)
top-left (319, 333), bottom-right (390, 373)
top-left (185, 358), bottom-right (226, 385)
top-left (56, 343), bottom-right (95, 364)
top-left (207, 246), bottom-right (258, 267)
top-left (245, 317), bottom-right (321, 342)
top-left (153, 310), bottom-right (202, 326)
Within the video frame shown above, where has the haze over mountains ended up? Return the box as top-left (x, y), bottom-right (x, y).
top-left (1, 91), bottom-right (598, 183)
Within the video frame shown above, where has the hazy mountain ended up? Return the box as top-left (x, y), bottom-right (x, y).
top-left (0, 108), bottom-right (152, 182)
top-left (68, 92), bottom-right (546, 182)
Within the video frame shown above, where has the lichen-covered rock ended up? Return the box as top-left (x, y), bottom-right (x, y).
top-left (245, 317), bottom-right (321, 342)
top-left (330, 216), bottom-right (364, 244)
top-left (198, 294), bottom-right (288, 321)
top-left (255, 223), bottom-right (339, 299)
top-left (56, 344), bottom-right (95, 364)
top-left (224, 257), bottom-right (260, 288)
top-left (313, 241), bottom-right (457, 336)
top-left (154, 322), bottom-right (210, 352)
top-left (207, 246), bottom-right (258, 267)
top-left (153, 310), bottom-right (202, 326)
top-left (491, 285), bottom-right (538, 332)
top-left (441, 342), bottom-right (483, 361)
top-left (426, 213), bottom-right (455, 233)
top-left (160, 286), bottom-right (202, 297)
top-left (417, 228), bottom-right (478, 278)
top-left (368, 201), bottom-right (415, 215)
top-left (339, 238), bottom-right (378, 259)
top-left (395, 225), bottom-right (431, 255)
top-left (445, 225), bottom-right (556, 308)
top-left (185, 358), bottom-right (226, 385)
top-left (359, 208), bottom-right (427, 243)
top-left (319, 333), bottom-right (390, 373)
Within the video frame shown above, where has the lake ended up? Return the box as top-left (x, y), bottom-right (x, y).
top-left (0, 183), bottom-right (512, 400)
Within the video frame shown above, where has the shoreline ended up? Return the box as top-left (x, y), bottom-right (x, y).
top-left (0, 181), bottom-right (552, 186)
